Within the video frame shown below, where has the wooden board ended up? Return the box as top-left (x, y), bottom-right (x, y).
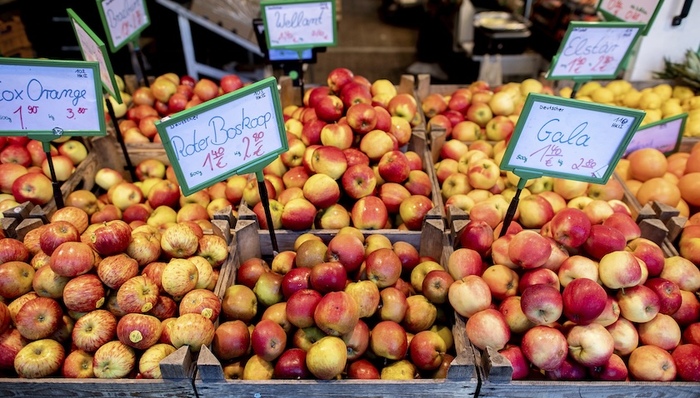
top-left (0, 344), bottom-right (197, 398)
top-left (475, 344), bottom-right (700, 398)
top-left (193, 220), bottom-right (478, 397)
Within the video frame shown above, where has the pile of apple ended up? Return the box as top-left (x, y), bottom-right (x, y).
top-left (557, 80), bottom-right (700, 135)
top-left (61, 157), bottom-right (238, 231)
top-left (0, 136), bottom-right (91, 209)
top-left (435, 134), bottom-right (630, 232)
top-left (107, 72), bottom-right (245, 144)
top-left (423, 78), bottom-right (555, 144)
top-left (210, 228), bottom-right (456, 380)
top-left (242, 67), bottom-right (435, 232)
top-left (0, 201), bottom-right (231, 379)
top-left (446, 201), bottom-right (700, 382)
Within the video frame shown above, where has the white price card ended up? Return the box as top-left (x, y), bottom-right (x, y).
top-left (501, 93), bottom-right (646, 184)
top-left (0, 58), bottom-right (106, 136)
top-left (156, 76), bottom-right (288, 196)
top-left (68, 8), bottom-right (122, 104)
top-left (623, 113), bottom-right (687, 157)
top-left (96, 0), bottom-right (151, 52)
top-left (262, 0), bottom-right (337, 50)
top-left (547, 21), bottom-right (645, 80)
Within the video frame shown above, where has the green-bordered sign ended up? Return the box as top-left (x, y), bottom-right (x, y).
top-left (68, 8), bottom-right (122, 104)
top-left (500, 93), bottom-right (645, 184)
top-left (261, 0), bottom-right (337, 50)
top-left (596, 0), bottom-right (664, 34)
top-left (0, 57), bottom-right (106, 136)
top-left (96, 0), bottom-right (150, 53)
top-left (155, 76), bottom-right (288, 196)
top-left (623, 113), bottom-right (687, 157)
top-left (547, 21), bottom-right (645, 81)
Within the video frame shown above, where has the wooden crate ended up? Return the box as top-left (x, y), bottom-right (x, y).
top-left (91, 134), bottom-right (171, 180)
top-left (475, 344), bottom-right (700, 398)
top-left (192, 218), bottom-right (479, 397)
top-left (0, 212), bottom-right (238, 397)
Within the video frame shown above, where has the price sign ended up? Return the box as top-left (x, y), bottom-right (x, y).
top-left (96, 0), bottom-right (150, 52)
top-left (623, 113), bottom-right (687, 157)
top-left (597, 0), bottom-right (664, 34)
top-left (0, 58), bottom-right (106, 136)
top-left (156, 77), bottom-right (288, 196)
top-left (501, 93), bottom-right (645, 184)
top-left (547, 21), bottom-right (645, 81)
top-left (68, 9), bottom-right (122, 104)
top-left (261, 0), bottom-right (337, 50)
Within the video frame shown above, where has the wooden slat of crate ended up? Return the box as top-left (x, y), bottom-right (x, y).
top-left (193, 220), bottom-right (478, 397)
top-left (475, 343), bottom-right (700, 398)
top-left (0, 346), bottom-right (197, 397)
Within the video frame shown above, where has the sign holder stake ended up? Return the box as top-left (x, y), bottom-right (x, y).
top-left (499, 170), bottom-right (541, 237)
top-left (569, 80), bottom-right (585, 100)
top-left (104, 93), bottom-right (138, 182)
top-left (256, 170), bottom-right (279, 255)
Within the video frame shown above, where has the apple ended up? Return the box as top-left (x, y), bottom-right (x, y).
top-left (160, 223), bottom-right (199, 259)
top-left (62, 273), bottom-right (106, 313)
top-left (49, 241), bottom-right (96, 278)
top-left (14, 296), bottom-right (63, 340)
top-left (448, 275), bottom-right (491, 318)
top-left (617, 284), bottom-right (661, 323)
top-left (280, 197), bottom-right (317, 231)
top-left (0, 260), bottom-right (34, 300)
top-left (508, 230), bottom-right (553, 269)
top-left (387, 92), bottom-right (418, 124)
top-left (0, 144), bottom-right (31, 167)
top-left (212, 320), bottom-right (250, 361)
top-left (272, 347), bottom-right (309, 380)
top-left (672, 344), bottom-right (700, 382)
top-left (11, 172), bottom-right (54, 205)
top-left (638, 312), bottom-right (682, 350)
top-left (314, 291), bottom-right (359, 336)
top-left (602, 212), bottom-right (642, 242)
top-left (466, 308), bottom-right (510, 351)
top-left (92, 340), bottom-right (137, 379)
top-left (325, 233), bottom-right (365, 275)
top-left (250, 319), bottom-right (287, 362)
top-left (519, 267), bottom-right (560, 294)
top-left (598, 250), bottom-right (643, 290)
top-left (520, 283), bottom-right (563, 325)
top-left (14, 338), bottom-right (65, 378)
top-left (116, 275), bottom-right (160, 314)
top-left (170, 313), bottom-right (216, 352)
top-left (327, 67), bottom-right (354, 93)
top-left (389, 115), bottom-right (413, 146)
top-left (660, 255), bottom-right (700, 292)
top-left (627, 238), bottom-right (666, 277)
top-left (305, 335), bottom-right (347, 380)
top-left (370, 320), bottom-right (408, 360)
top-left (222, 284), bottom-right (258, 323)
top-left (521, 325), bottom-right (568, 371)
top-left (644, 277), bottom-right (682, 315)
top-left (672, 290), bottom-right (700, 326)
top-left (346, 103), bottom-right (377, 134)
top-left (309, 261), bottom-right (348, 293)
top-left (562, 277), bottom-right (607, 325)
top-left (481, 264), bottom-right (519, 301)
top-left (545, 356), bottom-right (588, 381)
top-left (358, 129), bottom-right (396, 162)
top-left (350, 195), bottom-right (388, 230)
top-left (314, 94), bottom-right (345, 123)
top-left (61, 349), bottom-right (95, 378)
top-left (179, 288), bottom-right (220, 321)
top-left (567, 323), bottom-right (614, 367)
top-left (465, 102), bottom-right (493, 127)
top-left (116, 313), bottom-right (162, 351)
top-left (254, 271), bottom-right (284, 307)
top-left (628, 344), bottom-right (677, 381)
